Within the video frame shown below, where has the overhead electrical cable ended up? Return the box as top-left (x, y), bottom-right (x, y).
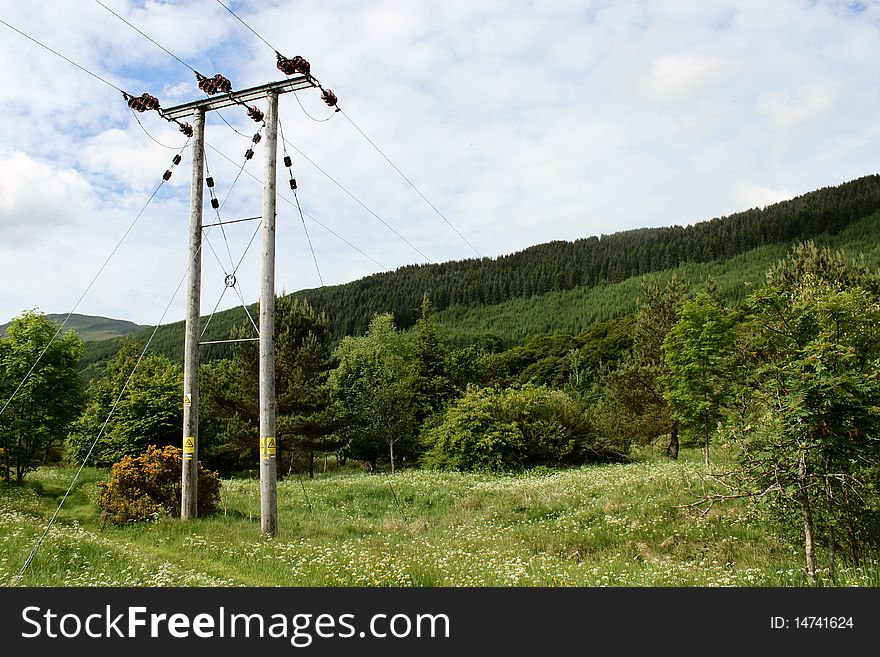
top-left (93, 0), bottom-right (195, 74)
top-left (338, 109), bottom-right (483, 258)
top-left (292, 87), bottom-right (336, 123)
top-left (0, 144), bottom-right (189, 423)
top-left (16, 242), bottom-right (203, 582)
top-left (214, 0), bottom-right (276, 52)
top-left (130, 108), bottom-right (188, 150)
top-left (205, 142), bottom-right (389, 272)
top-left (92, 0), bottom-right (260, 137)
top-left (280, 137), bottom-right (432, 262)
top-left (0, 16), bottom-right (125, 93)
top-left (208, 0), bottom-right (481, 257)
top-left (279, 116), bottom-right (323, 285)
top-left (88, 1), bottom-right (430, 264)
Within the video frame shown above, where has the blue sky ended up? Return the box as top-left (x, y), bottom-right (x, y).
top-left (1, 0), bottom-right (880, 326)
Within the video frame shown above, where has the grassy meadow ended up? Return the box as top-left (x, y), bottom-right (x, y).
top-left (1, 446), bottom-right (877, 587)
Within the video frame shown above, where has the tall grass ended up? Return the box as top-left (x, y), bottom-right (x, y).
top-left (1, 448), bottom-right (876, 587)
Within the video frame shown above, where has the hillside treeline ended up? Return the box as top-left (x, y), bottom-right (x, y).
top-left (78, 175), bottom-right (880, 373)
top-left (286, 174), bottom-right (880, 336)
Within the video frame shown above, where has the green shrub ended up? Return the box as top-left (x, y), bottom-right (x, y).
top-left (423, 384), bottom-right (629, 471)
top-left (98, 445), bottom-right (221, 524)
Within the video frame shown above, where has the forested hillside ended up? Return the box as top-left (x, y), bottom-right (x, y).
top-left (79, 174), bottom-right (880, 368)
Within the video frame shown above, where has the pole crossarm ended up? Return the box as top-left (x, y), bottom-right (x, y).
top-left (199, 337), bottom-right (260, 346)
top-left (203, 215), bottom-right (261, 228)
top-left (162, 76), bottom-right (313, 120)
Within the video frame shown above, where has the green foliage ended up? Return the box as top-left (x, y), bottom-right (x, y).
top-left (77, 177), bottom-right (880, 372)
top-left (98, 445), bottom-right (220, 525)
top-left (423, 384), bottom-right (627, 471)
top-left (726, 245), bottom-right (880, 581)
top-left (489, 315), bottom-right (634, 389)
top-left (413, 294), bottom-right (454, 420)
top-left (598, 276), bottom-right (689, 454)
top-left (330, 314), bottom-right (420, 472)
top-left (67, 340), bottom-right (182, 467)
top-left (662, 291), bottom-right (735, 462)
top-left (0, 311), bottom-right (84, 483)
top-left (199, 297), bottom-right (334, 476)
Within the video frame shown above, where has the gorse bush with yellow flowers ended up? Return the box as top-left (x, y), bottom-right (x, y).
top-left (98, 445), bottom-right (221, 524)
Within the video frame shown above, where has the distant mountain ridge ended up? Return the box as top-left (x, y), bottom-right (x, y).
top-left (0, 313), bottom-right (148, 342)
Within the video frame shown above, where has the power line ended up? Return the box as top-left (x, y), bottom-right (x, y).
top-left (281, 137), bottom-right (432, 262)
top-left (0, 16), bottom-right (126, 94)
top-left (93, 0), bottom-right (196, 74)
top-left (214, 0), bottom-right (276, 52)
top-left (340, 109), bottom-right (483, 258)
top-left (0, 145), bottom-right (189, 424)
top-left (293, 190), bottom-right (324, 286)
top-left (204, 2), bottom-right (482, 258)
top-left (130, 108), bottom-right (188, 150)
top-left (205, 141), bottom-right (389, 272)
top-left (16, 240), bottom-right (202, 582)
top-left (200, 137), bottom-right (266, 337)
top-left (88, 1), bottom-right (429, 265)
top-left (93, 0), bottom-right (261, 138)
top-left (292, 88), bottom-right (336, 123)
top-left (279, 117), bottom-right (323, 285)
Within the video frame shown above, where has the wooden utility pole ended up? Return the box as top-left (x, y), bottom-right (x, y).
top-left (164, 76), bottom-right (312, 534)
top-left (259, 90), bottom-right (279, 536)
top-left (181, 107), bottom-right (205, 520)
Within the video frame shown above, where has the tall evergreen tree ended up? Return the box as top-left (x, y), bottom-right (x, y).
top-left (413, 294), bottom-right (453, 421)
top-left (200, 297), bottom-right (334, 476)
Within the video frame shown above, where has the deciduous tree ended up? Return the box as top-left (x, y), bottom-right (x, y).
top-left (0, 311), bottom-right (84, 483)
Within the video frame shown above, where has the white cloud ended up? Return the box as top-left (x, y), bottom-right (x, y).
top-left (760, 85), bottom-right (835, 129)
top-left (732, 181), bottom-right (796, 211)
top-left (644, 54), bottom-right (732, 102)
top-left (1, 0), bottom-right (880, 325)
top-left (0, 151), bottom-right (96, 245)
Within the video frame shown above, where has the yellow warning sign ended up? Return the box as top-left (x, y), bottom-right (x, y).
top-left (183, 437), bottom-right (195, 454)
top-left (183, 393), bottom-right (192, 408)
top-left (261, 436), bottom-right (276, 456)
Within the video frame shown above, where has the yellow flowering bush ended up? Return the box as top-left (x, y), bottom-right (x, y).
top-left (98, 445), bottom-right (220, 524)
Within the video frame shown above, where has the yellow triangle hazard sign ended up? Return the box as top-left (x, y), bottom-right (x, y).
top-left (266, 437), bottom-right (276, 449)
top-left (184, 437), bottom-right (195, 449)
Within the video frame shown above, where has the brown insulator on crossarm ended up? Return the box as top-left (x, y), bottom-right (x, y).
top-left (214, 74), bottom-right (232, 93)
top-left (128, 92), bottom-right (160, 112)
top-left (276, 52), bottom-right (311, 77)
top-left (198, 73), bottom-right (232, 95)
top-left (292, 55), bottom-right (310, 75)
top-left (141, 93), bottom-right (160, 110)
top-left (276, 52), bottom-right (298, 75)
top-left (197, 75), bottom-right (216, 94)
top-left (247, 106), bottom-right (264, 122)
top-left (321, 88), bottom-right (338, 107)
top-left (179, 122), bottom-right (193, 137)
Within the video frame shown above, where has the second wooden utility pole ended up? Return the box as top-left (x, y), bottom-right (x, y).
top-left (181, 107), bottom-right (205, 520)
top-left (259, 90), bottom-right (279, 536)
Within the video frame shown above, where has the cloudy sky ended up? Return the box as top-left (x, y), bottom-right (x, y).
top-left (1, 0), bottom-right (879, 327)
